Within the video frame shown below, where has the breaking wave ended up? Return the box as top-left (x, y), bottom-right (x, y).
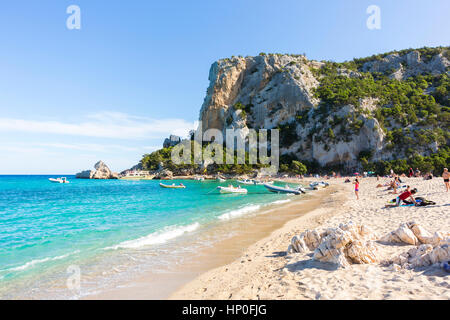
top-left (104, 223), bottom-right (200, 250)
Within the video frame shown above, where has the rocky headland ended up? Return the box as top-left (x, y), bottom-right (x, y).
top-left (76, 161), bottom-right (119, 179)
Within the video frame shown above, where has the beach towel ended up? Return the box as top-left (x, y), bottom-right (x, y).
top-left (405, 197), bottom-right (436, 206)
top-left (403, 197), bottom-right (436, 206)
top-left (388, 196), bottom-right (436, 206)
top-left (387, 199), bottom-right (422, 207)
top-left (387, 199), bottom-right (418, 205)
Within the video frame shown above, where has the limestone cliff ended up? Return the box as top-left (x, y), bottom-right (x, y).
top-left (200, 54), bottom-right (319, 133)
top-left (199, 47), bottom-right (450, 168)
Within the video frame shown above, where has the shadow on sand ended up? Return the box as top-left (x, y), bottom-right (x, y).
top-left (284, 253), bottom-right (340, 272)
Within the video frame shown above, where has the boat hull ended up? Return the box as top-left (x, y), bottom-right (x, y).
top-left (159, 183), bottom-right (186, 189)
top-left (237, 180), bottom-right (254, 185)
top-left (217, 186), bottom-right (247, 194)
top-left (49, 178), bottom-right (69, 184)
top-left (263, 184), bottom-right (301, 195)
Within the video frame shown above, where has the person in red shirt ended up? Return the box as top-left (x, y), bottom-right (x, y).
top-left (395, 188), bottom-right (417, 206)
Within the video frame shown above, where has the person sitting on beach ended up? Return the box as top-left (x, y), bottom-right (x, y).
top-left (353, 178), bottom-right (359, 200)
top-left (424, 172), bottom-right (433, 180)
top-left (388, 176), bottom-right (400, 193)
top-left (392, 176), bottom-right (400, 194)
top-left (395, 188), bottom-right (418, 206)
top-left (415, 168), bottom-right (421, 177)
top-left (443, 168), bottom-right (449, 192)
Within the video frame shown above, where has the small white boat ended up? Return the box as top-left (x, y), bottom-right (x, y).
top-left (217, 177), bottom-right (226, 182)
top-left (49, 177), bottom-right (69, 184)
top-left (264, 183), bottom-right (303, 195)
top-left (194, 176), bottom-right (205, 181)
top-left (237, 179), bottom-right (254, 185)
top-left (217, 186), bottom-right (248, 194)
top-left (159, 183), bottom-right (186, 189)
top-left (253, 180), bottom-right (274, 185)
top-left (309, 181), bottom-right (329, 189)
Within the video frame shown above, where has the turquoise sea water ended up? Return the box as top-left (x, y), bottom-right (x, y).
top-left (0, 175), bottom-right (296, 298)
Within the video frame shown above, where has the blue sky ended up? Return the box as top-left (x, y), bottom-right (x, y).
top-left (0, 0), bottom-right (449, 174)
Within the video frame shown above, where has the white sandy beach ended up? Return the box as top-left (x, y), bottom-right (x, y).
top-left (171, 177), bottom-right (450, 300)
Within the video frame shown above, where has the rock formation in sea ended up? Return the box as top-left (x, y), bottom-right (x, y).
top-left (153, 168), bottom-right (174, 180)
top-left (75, 161), bottom-right (119, 179)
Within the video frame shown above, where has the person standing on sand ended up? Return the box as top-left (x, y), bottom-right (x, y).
top-left (443, 168), bottom-right (450, 192)
top-left (353, 178), bottom-right (359, 200)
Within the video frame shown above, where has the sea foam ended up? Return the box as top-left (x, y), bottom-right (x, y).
top-left (218, 205), bottom-right (261, 221)
top-left (104, 222), bottom-right (200, 250)
top-left (217, 197), bottom-right (293, 221)
top-left (6, 250), bottom-right (80, 272)
top-left (270, 199), bottom-right (291, 205)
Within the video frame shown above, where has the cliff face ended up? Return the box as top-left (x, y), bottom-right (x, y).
top-left (361, 51), bottom-right (449, 80)
top-left (199, 48), bottom-right (450, 167)
top-left (200, 54), bottom-right (319, 133)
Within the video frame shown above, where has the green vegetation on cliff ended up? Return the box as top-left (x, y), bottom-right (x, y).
top-left (365, 146), bottom-right (450, 176)
top-left (140, 142), bottom-right (273, 175)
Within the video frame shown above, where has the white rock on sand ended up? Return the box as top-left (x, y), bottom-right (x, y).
top-left (171, 177), bottom-right (450, 300)
top-left (381, 221), bottom-right (447, 246)
top-left (288, 222), bottom-right (379, 268)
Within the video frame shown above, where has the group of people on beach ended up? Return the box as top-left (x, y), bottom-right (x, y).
top-left (352, 168), bottom-right (449, 205)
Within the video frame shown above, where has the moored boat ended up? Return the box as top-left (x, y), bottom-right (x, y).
top-left (253, 180), bottom-right (274, 185)
top-left (237, 179), bottom-right (254, 185)
top-left (159, 183), bottom-right (186, 189)
top-left (309, 181), bottom-right (329, 189)
top-left (217, 185), bottom-right (248, 194)
top-left (263, 183), bottom-right (304, 195)
top-left (49, 177), bottom-right (69, 184)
